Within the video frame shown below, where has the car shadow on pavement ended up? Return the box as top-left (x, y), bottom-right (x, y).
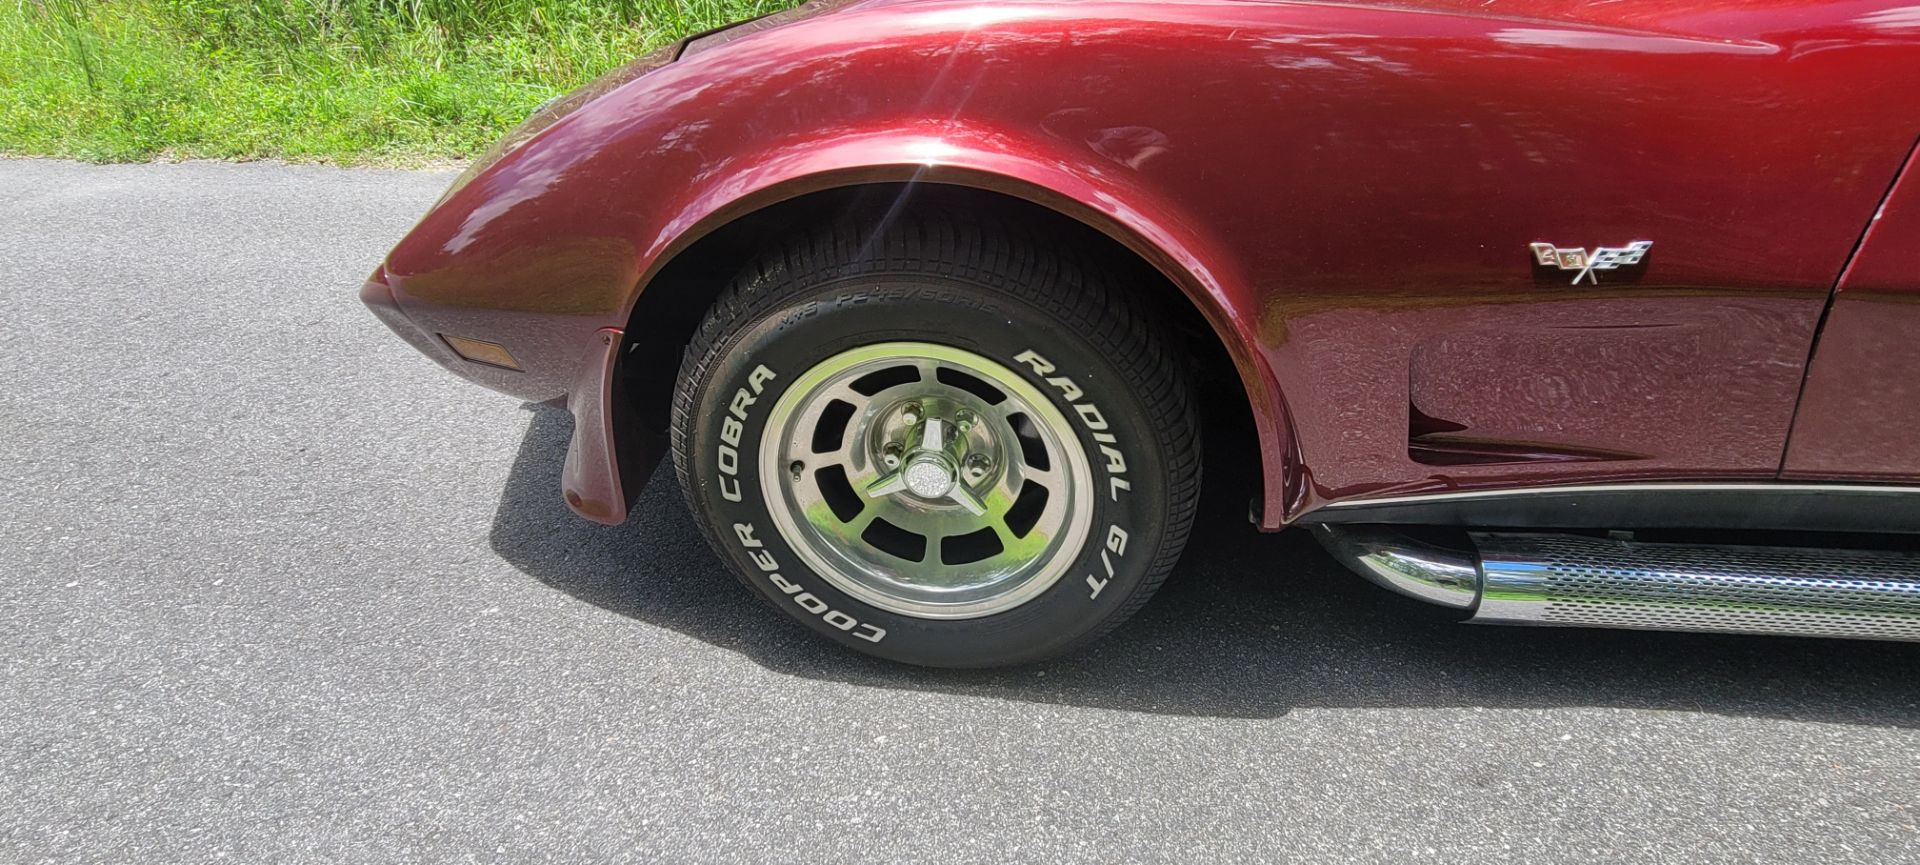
top-left (491, 403), bottom-right (1920, 727)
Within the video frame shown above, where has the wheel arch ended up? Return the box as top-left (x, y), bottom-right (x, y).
top-left (617, 161), bottom-right (1299, 528)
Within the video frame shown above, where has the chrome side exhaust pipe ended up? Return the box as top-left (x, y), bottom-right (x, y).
top-left (1309, 525), bottom-right (1480, 609)
top-left (1312, 525), bottom-right (1920, 642)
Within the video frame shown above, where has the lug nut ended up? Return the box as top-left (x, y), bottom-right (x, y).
top-left (956, 410), bottom-right (976, 433)
top-left (901, 403), bottom-right (922, 426)
top-left (881, 442), bottom-right (904, 469)
top-left (963, 453), bottom-right (992, 481)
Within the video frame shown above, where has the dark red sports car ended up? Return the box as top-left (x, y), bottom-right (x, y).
top-left (365, 0), bottom-right (1920, 666)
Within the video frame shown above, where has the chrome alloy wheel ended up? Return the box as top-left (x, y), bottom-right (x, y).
top-left (758, 342), bottom-right (1095, 619)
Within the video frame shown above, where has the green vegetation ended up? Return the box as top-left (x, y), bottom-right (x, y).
top-left (1, 0), bottom-right (797, 164)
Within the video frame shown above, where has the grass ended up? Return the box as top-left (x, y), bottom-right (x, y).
top-left (0, 0), bottom-right (797, 165)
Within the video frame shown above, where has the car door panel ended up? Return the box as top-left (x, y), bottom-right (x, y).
top-left (1783, 139), bottom-right (1920, 482)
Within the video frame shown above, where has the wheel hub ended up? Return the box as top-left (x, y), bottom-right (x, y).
top-left (865, 414), bottom-right (989, 514)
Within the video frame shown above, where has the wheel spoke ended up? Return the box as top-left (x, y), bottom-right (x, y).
top-left (819, 506), bottom-right (879, 546)
top-left (804, 451), bottom-right (855, 473)
top-left (1019, 462), bottom-right (1062, 487)
top-left (819, 381), bottom-right (867, 406)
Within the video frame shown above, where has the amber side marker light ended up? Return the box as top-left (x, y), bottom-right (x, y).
top-left (440, 334), bottom-right (522, 370)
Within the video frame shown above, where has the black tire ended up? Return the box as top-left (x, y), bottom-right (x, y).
top-left (669, 210), bottom-right (1199, 667)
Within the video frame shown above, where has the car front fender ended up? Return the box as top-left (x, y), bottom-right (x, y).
top-left (379, 5), bottom-right (1306, 524)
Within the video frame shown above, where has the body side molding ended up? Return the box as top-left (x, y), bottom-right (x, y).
top-left (1312, 482), bottom-right (1920, 535)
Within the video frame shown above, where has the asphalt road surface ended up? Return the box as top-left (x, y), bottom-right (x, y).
top-left (4, 159), bottom-right (1918, 863)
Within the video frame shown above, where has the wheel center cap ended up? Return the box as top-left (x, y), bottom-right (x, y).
top-left (902, 453), bottom-right (957, 498)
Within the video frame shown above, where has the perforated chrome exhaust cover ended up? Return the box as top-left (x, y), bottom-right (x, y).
top-left (1469, 533), bottom-right (1920, 641)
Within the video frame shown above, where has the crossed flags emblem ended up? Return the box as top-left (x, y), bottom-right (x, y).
top-left (1530, 241), bottom-right (1653, 285)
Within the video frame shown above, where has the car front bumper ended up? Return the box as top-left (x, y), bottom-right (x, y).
top-left (361, 268), bottom-right (656, 525)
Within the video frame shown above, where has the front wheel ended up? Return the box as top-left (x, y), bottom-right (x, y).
top-left (669, 213), bottom-right (1199, 667)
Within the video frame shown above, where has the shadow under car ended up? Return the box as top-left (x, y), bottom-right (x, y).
top-left (489, 404), bottom-right (1920, 728)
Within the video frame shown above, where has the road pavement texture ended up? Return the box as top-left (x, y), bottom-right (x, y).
top-left (3, 159), bottom-right (1918, 863)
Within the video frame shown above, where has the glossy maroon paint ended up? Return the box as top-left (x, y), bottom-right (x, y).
top-left (369, 0), bottom-right (1920, 527)
top-left (560, 328), bottom-right (630, 522)
top-left (1783, 137), bottom-right (1920, 481)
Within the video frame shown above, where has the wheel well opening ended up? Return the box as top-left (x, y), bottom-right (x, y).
top-left (617, 182), bottom-right (1260, 503)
